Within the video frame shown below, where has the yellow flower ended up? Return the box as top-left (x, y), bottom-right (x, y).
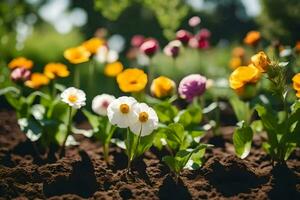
top-left (44, 63), bottom-right (70, 79)
top-left (150, 76), bottom-right (176, 98)
top-left (251, 51), bottom-right (270, 72)
top-left (244, 31), bottom-right (261, 46)
top-left (8, 57), bottom-right (33, 70)
top-left (229, 57), bottom-right (242, 70)
top-left (25, 73), bottom-right (50, 89)
top-left (82, 38), bottom-right (105, 54)
top-left (229, 64), bottom-right (261, 91)
top-left (117, 68), bottom-right (147, 93)
top-left (292, 73), bottom-right (300, 98)
top-left (104, 61), bottom-right (123, 77)
top-left (64, 46), bottom-right (91, 64)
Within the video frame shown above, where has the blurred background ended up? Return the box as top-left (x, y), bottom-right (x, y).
top-left (1, 0), bottom-right (300, 104)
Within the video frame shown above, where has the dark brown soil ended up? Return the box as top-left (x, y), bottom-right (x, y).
top-left (0, 111), bottom-right (299, 200)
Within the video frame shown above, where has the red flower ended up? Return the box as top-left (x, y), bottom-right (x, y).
top-left (176, 29), bottom-right (192, 44)
top-left (140, 39), bottom-right (159, 57)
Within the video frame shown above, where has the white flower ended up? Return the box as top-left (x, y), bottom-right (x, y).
top-left (107, 96), bottom-right (137, 128)
top-left (95, 46), bottom-right (119, 64)
top-left (61, 87), bottom-right (86, 109)
top-left (129, 103), bottom-right (158, 136)
top-left (92, 94), bottom-right (115, 116)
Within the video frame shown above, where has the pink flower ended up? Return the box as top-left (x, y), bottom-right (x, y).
top-left (131, 35), bottom-right (145, 48)
top-left (163, 40), bottom-right (182, 58)
top-left (140, 39), bottom-right (159, 57)
top-left (10, 68), bottom-right (31, 83)
top-left (178, 74), bottom-right (207, 102)
top-left (189, 16), bottom-right (201, 27)
top-left (188, 37), bottom-right (199, 48)
top-left (196, 28), bottom-right (211, 40)
top-left (176, 29), bottom-right (192, 44)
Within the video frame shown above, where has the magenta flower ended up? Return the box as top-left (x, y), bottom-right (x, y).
top-left (140, 39), bottom-right (159, 57)
top-left (131, 35), bottom-right (145, 48)
top-left (196, 28), bottom-right (211, 40)
top-left (198, 39), bottom-right (210, 49)
top-left (189, 16), bottom-right (201, 27)
top-left (163, 40), bottom-right (182, 58)
top-left (176, 30), bottom-right (192, 44)
top-left (10, 68), bottom-right (31, 83)
top-left (178, 74), bottom-right (207, 102)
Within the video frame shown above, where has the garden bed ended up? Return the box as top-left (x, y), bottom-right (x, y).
top-left (0, 111), bottom-right (299, 200)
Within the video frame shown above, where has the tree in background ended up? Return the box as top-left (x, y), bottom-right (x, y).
top-left (258, 0), bottom-right (300, 44)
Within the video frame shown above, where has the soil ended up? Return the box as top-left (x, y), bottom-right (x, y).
top-left (0, 111), bottom-right (299, 200)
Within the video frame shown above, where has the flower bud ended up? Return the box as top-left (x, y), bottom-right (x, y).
top-left (140, 39), bottom-right (159, 57)
top-left (10, 68), bottom-right (31, 83)
top-left (196, 28), bottom-right (211, 40)
top-left (251, 51), bottom-right (270, 72)
top-left (151, 76), bottom-right (176, 98)
top-left (188, 16), bottom-right (201, 27)
top-left (176, 29), bottom-right (192, 44)
top-left (163, 40), bottom-right (182, 58)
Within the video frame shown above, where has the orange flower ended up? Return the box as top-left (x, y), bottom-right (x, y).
top-left (295, 41), bottom-right (300, 53)
top-left (150, 76), bottom-right (176, 98)
top-left (232, 47), bottom-right (245, 57)
top-left (25, 73), bottom-right (50, 89)
top-left (229, 57), bottom-right (242, 70)
top-left (292, 73), bottom-right (300, 98)
top-left (82, 38), bottom-right (105, 54)
top-left (8, 57), bottom-right (33, 70)
top-left (244, 31), bottom-right (261, 46)
top-left (104, 61), bottom-right (123, 77)
top-left (251, 51), bottom-right (270, 72)
top-left (64, 46), bottom-right (91, 64)
top-left (229, 64), bottom-right (261, 91)
top-left (117, 68), bottom-right (147, 93)
top-left (44, 63), bottom-right (70, 79)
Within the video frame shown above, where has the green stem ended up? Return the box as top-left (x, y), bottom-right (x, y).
top-left (88, 59), bottom-right (95, 92)
top-left (148, 57), bottom-right (154, 87)
top-left (132, 126), bottom-right (142, 162)
top-left (59, 106), bottom-right (73, 158)
top-left (52, 79), bottom-right (56, 99)
top-left (126, 128), bottom-right (131, 172)
top-left (103, 143), bottom-right (109, 163)
top-left (74, 66), bottom-right (80, 88)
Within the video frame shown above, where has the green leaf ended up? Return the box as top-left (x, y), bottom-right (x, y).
top-left (174, 109), bottom-right (192, 127)
top-left (162, 156), bottom-right (178, 173)
top-left (154, 102), bottom-right (178, 124)
top-left (165, 123), bottom-right (185, 144)
top-left (0, 86), bottom-right (20, 96)
top-left (187, 103), bottom-right (202, 124)
top-left (230, 96), bottom-right (253, 124)
top-left (26, 91), bottom-right (50, 106)
top-left (18, 117), bottom-right (42, 142)
top-left (233, 124), bottom-right (253, 159)
top-left (82, 109), bottom-right (101, 131)
top-left (47, 100), bottom-right (74, 124)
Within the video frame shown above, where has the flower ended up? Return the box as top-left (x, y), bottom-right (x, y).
top-left (176, 30), bottom-right (192, 44)
top-left (92, 94), bottom-right (116, 116)
top-left (107, 96), bottom-right (137, 128)
top-left (188, 37), bottom-right (198, 48)
top-left (61, 87), bottom-right (86, 109)
top-left (229, 65), bottom-right (261, 91)
top-left (10, 68), bottom-right (31, 83)
top-left (129, 103), bottom-right (158, 136)
top-left (82, 37), bottom-right (105, 54)
top-left (140, 39), bottom-right (159, 56)
top-left (104, 61), bottom-right (123, 77)
top-left (44, 63), bottom-right (70, 79)
top-left (95, 46), bottom-right (119, 64)
top-left (198, 39), bottom-right (210, 49)
top-left (163, 40), bottom-right (182, 58)
top-left (244, 31), bottom-right (261, 46)
top-left (117, 68), bottom-right (148, 93)
top-left (25, 73), bottom-right (50, 89)
top-left (232, 47), bottom-right (245, 57)
top-left (8, 57), bottom-right (33, 70)
top-left (151, 76), bottom-right (176, 98)
top-left (292, 73), bottom-right (300, 98)
top-left (229, 57), bottom-right (242, 70)
top-left (131, 35), bottom-right (145, 47)
top-left (178, 74), bottom-right (207, 102)
top-left (196, 29), bottom-right (211, 40)
top-left (295, 41), bottom-right (300, 53)
top-left (64, 46), bottom-right (91, 64)
top-left (189, 16), bottom-right (201, 27)
top-left (251, 51), bottom-right (270, 72)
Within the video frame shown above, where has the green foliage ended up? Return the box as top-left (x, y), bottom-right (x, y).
top-left (233, 122), bottom-right (253, 159)
top-left (229, 95), bottom-right (254, 125)
top-left (94, 0), bottom-right (188, 39)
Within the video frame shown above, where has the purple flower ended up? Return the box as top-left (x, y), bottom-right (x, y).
top-left (10, 68), bottom-right (31, 83)
top-left (178, 74), bottom-right (207, 102)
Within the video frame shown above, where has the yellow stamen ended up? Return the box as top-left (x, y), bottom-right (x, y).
top-left (120, 104), bottom-right (130, 114)
top-left (68, 94), bottom-right (78, 103)
top-left (139, 112), bottom-right (149, 123)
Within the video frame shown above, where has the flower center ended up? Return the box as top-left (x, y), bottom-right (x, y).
top-left (130, 80), bottom-right (137, 84)
top-left (68, 94), bottom-right (78, 103)
top-left (119, 104), bottom-right (130, 114)
top-left (139, 112), bottom-right (149, 123)
top-left (101, 101), bottom-right (109, 108)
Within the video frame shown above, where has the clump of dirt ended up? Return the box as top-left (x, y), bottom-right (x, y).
top-left (0, 111), bottom-right (299, 199)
